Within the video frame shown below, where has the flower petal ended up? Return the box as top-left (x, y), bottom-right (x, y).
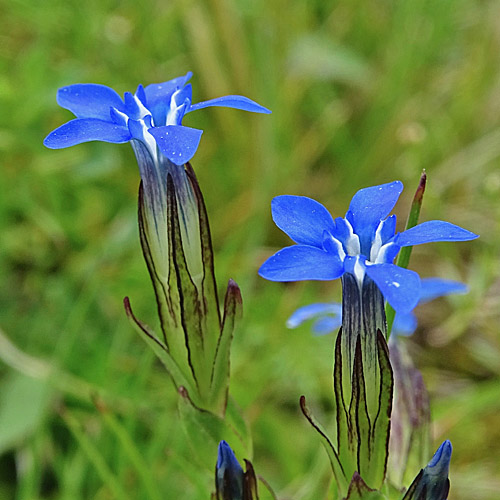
top-left (312, 315), bottom-right (342, 335)
top-left (287, 303), bottom-right (341, 328)
top-left (57, 84), bottom-right (125, 120)
top-left (271, 196), bottom-right (336, 247)
top-left (392, 311), bottom-right (418, 336)
top-left (43, 118), bottom-right (130, 149)
top-left (144, 72), bottom-right (193, 124)
top-left (144, 72), bottom-right (193, 105)
top-left (148, 125), bottom-right (203, 165)
top-left (188, 95), bottom-right (271, 114)
top-left (365, 263), bottom-right (420, 312)
top-left (259, 245), bottom-right (344, 282)
top-left (419, 278), bottom-right (468, 304)
top-left (347, 181), bottom-right (403, 233)
top-left (398, 220), bottom-right (478, 246)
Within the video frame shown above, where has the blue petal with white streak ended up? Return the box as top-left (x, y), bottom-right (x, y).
top-left (260, 180), bottom-right (477, 313)
top-left (44, 72), bottom-right (270, 166)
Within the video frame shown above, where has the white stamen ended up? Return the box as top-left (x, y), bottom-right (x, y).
top-left (375, 241), bottom-right (395, 264)
top-left (112, 108), bottom-right (129, 125)
top-left (133, 94), bottom-right (151, 120)
top-left (370, 220), bottom-right (384, 262)
top-left (328, 235), bottom-right (346, 261)
top-left (344, 219), bottom-right (361, 256)
top-left (166, 88), bottom-right (183, 126)
top-left (353, 256), bottom-right (365, 285)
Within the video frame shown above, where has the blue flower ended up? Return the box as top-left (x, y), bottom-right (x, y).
top-left (216, 440), bottom-right (244, 500)
top-left (406, 440), bottom-right (452, 499)
top-left (258, 181), bottom-right (478, 312)
top-left (287, 278), bottom-right (468, 336)
top-left (43, 72), bottom-right (270, 165)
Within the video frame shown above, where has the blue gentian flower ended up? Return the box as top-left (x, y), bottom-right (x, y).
top-left (405, 440), bottom-right (452, 499)
top-left (216, 440), bottom-right (244, 500)
top-left (258, 182), bottom-right (478, 313)
top-left (44, 72), bottom-right (270, 165)
top-left (287, 278), bottom-right (468, 336)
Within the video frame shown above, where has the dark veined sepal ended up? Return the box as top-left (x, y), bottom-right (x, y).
top-left (209, 279), bottom-right (243, 415)
top-left (344, 473), bottom-right (388, 500)
top-left (402, 441), bottom-right (452, 500)
top-left (301, 328), bottom-right (393, 498)
top-left (128, 160), bottom-right (241, 415)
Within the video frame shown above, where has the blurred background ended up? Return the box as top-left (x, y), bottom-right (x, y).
top-left (1, 0), bottom-right (499, 498)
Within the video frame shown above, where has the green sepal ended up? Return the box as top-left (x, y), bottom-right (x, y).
top-left (334, 328), bottom-right (354, 486)
top-left (209, 279), bottom-right (243, 416)
top-left (165, 173), bottom-right (209, 396)
top-left (386, 172), bottom-right (426, 336)
top-left (300, 395), bottom-right (349, 494)
top-left (134, 163), bottom-right (239, 415)
top-left (137, 181), bottom-right (191, 381)
top-left (333, 327), bottom-right (393, 492)
top-left (184, 163), bottom-right (222, 365)
top-left (344, 473), bottom-right (387, 500)
top-left (350, 338), bottom-right (372, 485)
top-left (367, 330), bottom-right (393, 488)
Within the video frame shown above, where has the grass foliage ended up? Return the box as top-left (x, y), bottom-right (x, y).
top-left (1, 0), bottom-right (500, 498)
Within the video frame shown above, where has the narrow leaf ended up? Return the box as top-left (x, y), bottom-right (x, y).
top-left (300, 395), bottom-right (349, 494)
top-left (386, 171), bottom-right (426, 335)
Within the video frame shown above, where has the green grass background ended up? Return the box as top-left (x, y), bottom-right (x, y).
top-left (1, 0), bottom-right (499, 498)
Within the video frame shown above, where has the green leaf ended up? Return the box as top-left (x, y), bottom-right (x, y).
top-left (386, 172), bottom-right (426, 336)
top-left (0, 373), bottom-right (50, 454)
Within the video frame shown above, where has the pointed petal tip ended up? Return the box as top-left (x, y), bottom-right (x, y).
top-left (428, 440), bottom-right (452, 468)
top-left (188, 94), bottom-right (271, 114)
